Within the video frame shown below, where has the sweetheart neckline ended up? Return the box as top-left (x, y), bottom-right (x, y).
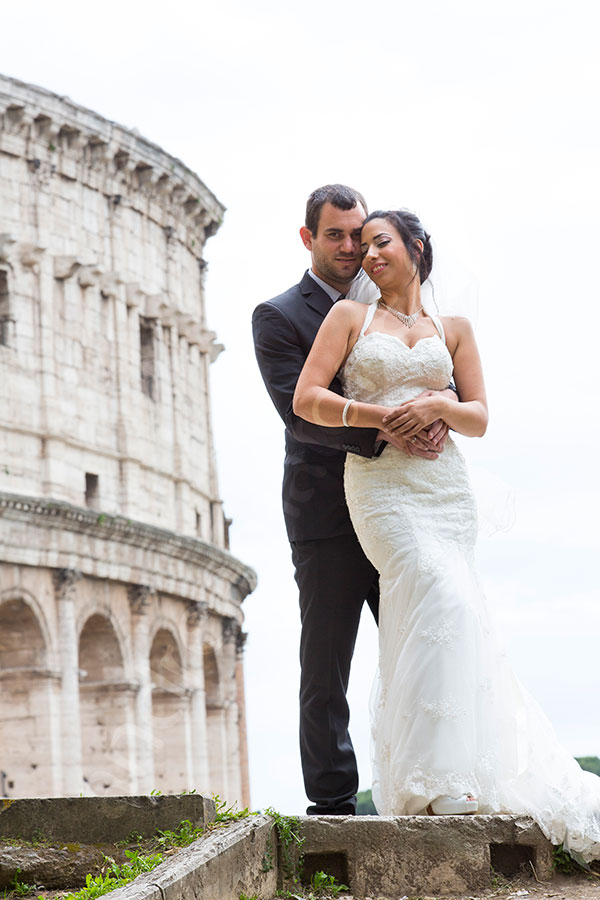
top-left (360, 331), bottom-right (442, 352)
top-left (342, 329), bottom-right (454, 378)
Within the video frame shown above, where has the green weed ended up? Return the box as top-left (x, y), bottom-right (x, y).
top-left (275, 869), bottom-right (350, 900)
top-left (155, 819), bottom-right (203, 848)
top-left (309, 870), bottom-right (349, 895)
top-left (212, 795), bottom-right (252, 828)
top-left (552, 842), bottom-right (592, 875)
top-left (114, 830), bottom-right (143, 848)
top-left (56, 849), bottom-right (164, 900)
top-left (265, 808), bottom-right (305, 885)
top-left (2, 869), bottom-right (35, 899)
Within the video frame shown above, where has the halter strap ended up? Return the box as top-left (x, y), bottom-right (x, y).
top-left (359, 301), bottom-right (378, 337)
top-left (359, 302), bottom-right (445, 342)
top-left (431, 315), bottom-right (446, 344)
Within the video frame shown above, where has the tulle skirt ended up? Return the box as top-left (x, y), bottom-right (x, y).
top-left (344, 441), bottom-right (600, 861)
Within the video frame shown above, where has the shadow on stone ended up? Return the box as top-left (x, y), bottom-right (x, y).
top-left (302, 851), bottom-right (349, 888)
top-left (490, 841), bottom-right (536, 876)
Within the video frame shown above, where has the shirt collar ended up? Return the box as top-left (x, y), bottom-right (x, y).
top-left (306, 268), bottom-right (343, 304)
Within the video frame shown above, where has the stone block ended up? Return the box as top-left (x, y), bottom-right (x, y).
top-left (294, 814), bottom-right (555, 899)
top-left (109, 814), bottom-right (277, 900)
top-left (0, 843), bottom-right (109, 889)
top-left (0, 794), bottom-right (216, 844)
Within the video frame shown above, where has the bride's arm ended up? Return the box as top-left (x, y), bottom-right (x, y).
top-left (381, 318), bottom-right (488, 439)
top-left (294, 302), bottom-right (390, 429)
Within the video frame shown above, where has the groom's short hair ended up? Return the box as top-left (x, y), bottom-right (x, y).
top-left (305, 184), bottom-right (368, 235)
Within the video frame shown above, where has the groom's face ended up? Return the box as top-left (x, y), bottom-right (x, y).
top-left (300, 201), bottom-right (366, 292)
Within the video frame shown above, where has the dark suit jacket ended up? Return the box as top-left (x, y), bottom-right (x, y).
top-left (252, 271), bottom-right (379, 542)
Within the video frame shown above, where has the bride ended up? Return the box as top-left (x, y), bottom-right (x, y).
top-left (293, 208), bottom-right (600, 861)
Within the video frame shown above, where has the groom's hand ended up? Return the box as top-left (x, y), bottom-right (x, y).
top-left (377, 429), bottom-right (441, 459)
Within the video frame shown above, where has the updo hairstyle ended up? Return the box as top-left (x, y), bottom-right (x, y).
top-left (363, 209), bottom-right (433, 284)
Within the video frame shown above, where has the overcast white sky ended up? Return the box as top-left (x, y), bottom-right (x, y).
top-left (3, 0), bottom-right (600, 814)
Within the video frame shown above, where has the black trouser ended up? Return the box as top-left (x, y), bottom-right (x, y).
top-left (291, 532), bottom-right (379, 814)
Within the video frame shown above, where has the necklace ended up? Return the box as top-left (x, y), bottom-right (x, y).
top-left (378, 299), bottom-right (423, 328)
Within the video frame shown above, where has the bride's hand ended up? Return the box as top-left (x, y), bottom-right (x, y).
top-left (426, 419), bottom-right (449, 448)
top-left (381, 394), bottom-right (444, 439)
top-left (413, 393), bottom-right (450, 447)
top-left (411, 422), bottom-right (448, 453)
top-left (379, 430), bottom-right (441, 459)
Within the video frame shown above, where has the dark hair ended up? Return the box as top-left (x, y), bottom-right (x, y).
top-left (363, 209), bottom-right (433, 284)
top-left (305, 184), bottom-right (368, 235)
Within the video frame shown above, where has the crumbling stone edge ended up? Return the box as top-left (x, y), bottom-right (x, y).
top-left (104, 813), bottom-right (277, 900)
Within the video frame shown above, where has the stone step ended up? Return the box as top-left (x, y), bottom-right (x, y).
top-left (292, 814), bottom-right (555, 899)
top-left (0, 794), bottom-right (215, 844)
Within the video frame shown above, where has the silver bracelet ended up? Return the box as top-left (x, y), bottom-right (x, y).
top-left (342, 398), bottom-right (355, 427)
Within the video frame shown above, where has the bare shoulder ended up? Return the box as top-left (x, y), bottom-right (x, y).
top-left (320, 299), bottom-right (367, 346)
top-left (440, 315), bottom-right (473, 336)
top-left (440, 315), bottom-right (475, 352)
top-left (326, 298), bottom-right (366, 323)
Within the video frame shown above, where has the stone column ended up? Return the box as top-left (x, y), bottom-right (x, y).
top-left (54, 568), bottom-right (84, 795)
top-left (129, 585), bottom-right (155, 792)
top-left (46, 674), bottom-right (64, 797)
top-left (23, 247), bottom-right (54, 497)
top-left (123, 684), bottom-right (140, 795)
top-left (222, 617), bottom-right (242, 805)
top-left (235, 628), bottom-right (251, 810)
top-left (179, 694), bottom-right (190, 791)
top-left (187, 601), bottom-right (210, 794)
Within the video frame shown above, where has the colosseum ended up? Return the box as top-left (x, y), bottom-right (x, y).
top-left (0, 74), bottom-right (255, 806)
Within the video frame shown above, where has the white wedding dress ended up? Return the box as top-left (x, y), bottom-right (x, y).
top-left (341, 302), bottom-right (600, 862)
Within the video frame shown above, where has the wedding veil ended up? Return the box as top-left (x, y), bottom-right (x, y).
top-left (345, 238), bottom-right (480, 322)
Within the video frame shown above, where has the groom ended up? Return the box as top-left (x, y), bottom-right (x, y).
top-left (252, 184), bottom-right (444, 815)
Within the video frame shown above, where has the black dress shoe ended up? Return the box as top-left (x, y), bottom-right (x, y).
top-left (306, 801), bottom-right (356, 816)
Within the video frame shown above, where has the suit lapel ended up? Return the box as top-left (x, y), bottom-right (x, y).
top-left (300, 270), bottom-right (335, 319)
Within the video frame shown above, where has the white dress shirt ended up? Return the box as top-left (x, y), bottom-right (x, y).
top-left (307, 269), bottom-right (343, 303)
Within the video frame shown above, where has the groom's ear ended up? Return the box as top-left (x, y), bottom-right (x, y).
top-left (300, 226), bottom-right (313, 251)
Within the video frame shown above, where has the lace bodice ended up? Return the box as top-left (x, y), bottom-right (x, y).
top-left (341, 307), bottom-right (477, 570)
top-left (340, 306), bottom-right (452, 407)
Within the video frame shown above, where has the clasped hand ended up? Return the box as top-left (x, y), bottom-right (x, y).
top-left (380, 391), bottom-right (448, 457)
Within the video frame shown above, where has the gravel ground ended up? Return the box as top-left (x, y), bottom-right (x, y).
top-left (268, 870), bottom-right (600, 900)
top-left (29, 869), bottom-right (600, 899)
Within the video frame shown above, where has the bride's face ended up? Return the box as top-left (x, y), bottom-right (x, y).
top-left (360, 218), bottom-right (416, 289)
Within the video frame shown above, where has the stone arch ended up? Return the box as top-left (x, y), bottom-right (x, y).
top-left (0, 593), bottom-right (47, 669)
top-left (0, 592), bottom-right (58, 797)
top-left (149, 621), bottom-right (186, 689)
top-left (0, 586), bottom-right (55, 667)
top-left (203, 642), bottom-right (227, 799)
top-left (150, 627), bottom-right (189, 793)
top-left (76, 591), bottom-right (134, 682)
top-left (78, 613), bottom-right (134, 795)
top-left (79, 613), bottom-right (125, 682)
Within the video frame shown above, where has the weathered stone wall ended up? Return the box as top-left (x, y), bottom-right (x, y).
top-left (0, 73), bottom-right (225, 540)
top-left (0, 75), bottom-right (255, 805)
top-left (0, 549), bottom-right (250, 800)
